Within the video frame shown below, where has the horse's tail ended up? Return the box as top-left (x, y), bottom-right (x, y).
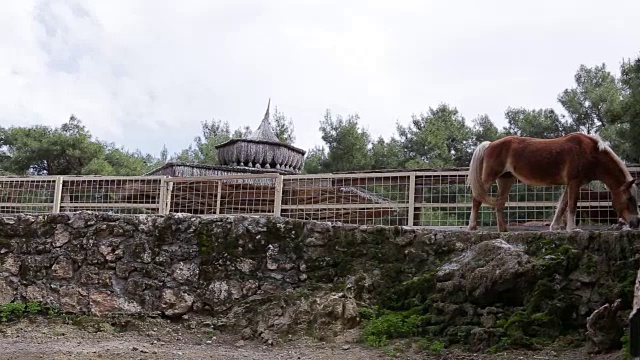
top-left (467, 141), bottom-right (496, 207)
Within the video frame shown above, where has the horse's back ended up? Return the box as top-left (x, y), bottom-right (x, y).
top-left (483, 133), bottom-right (599, 186)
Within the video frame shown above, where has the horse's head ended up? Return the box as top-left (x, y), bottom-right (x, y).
top-left (612, 179), bottom-right (639, 228)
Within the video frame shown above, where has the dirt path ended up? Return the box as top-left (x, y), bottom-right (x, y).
top-left (0, 316), bottom-right (626, 360)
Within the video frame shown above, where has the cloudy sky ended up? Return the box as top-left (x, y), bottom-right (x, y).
top-left (2, 0), bottom-right (640, 157)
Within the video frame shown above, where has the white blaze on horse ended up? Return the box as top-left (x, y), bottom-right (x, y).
top-left (466, 132), bottom-right (639, 232)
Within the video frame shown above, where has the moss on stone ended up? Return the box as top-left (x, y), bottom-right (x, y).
top-left (380, 271), bottom-right (437, 311)
top-left (355, 231), bottom-right (640, 354)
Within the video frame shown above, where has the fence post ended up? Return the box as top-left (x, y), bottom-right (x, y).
top-left (164, 180), bottom-right (173, 215)
top-left (52, 176), bottom-right (64, 213)
top-left (158, 177), bottom-right (167, 215)
top-left (216, 180), bottom-right (222, 215)
top-left (274, 175), bottom-right (283, 217)
top-left (407, 173), bottom-right (416, 226)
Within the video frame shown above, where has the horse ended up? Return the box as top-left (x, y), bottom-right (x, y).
top-left (466, 132), bottom-right (639, 232)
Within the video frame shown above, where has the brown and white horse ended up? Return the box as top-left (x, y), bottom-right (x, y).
top-left (466, 133), bottom-right (639, 232)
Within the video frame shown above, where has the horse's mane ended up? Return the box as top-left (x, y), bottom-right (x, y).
top-left (586, 133), bottom-right (638, 199)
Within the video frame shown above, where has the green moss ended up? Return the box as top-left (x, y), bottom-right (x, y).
top-left (0, 238), bottom-right (12, 250)
top-left (582, 253), bottom-right (597, 274)
top-left (621, 328), bottom-right (632, 360)
top-left (416, 338), bottom-right (446, 354)
top-left (380, 271), bottom-right (437, 311)
top-left (613, 259), bottom-right (640, 308)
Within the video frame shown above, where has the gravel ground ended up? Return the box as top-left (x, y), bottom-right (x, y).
top-left (0, 316), bottom-right (626, 360)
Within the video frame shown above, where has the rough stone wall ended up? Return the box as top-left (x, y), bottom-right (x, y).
top-left (0, 212), bottom-right (638, 350)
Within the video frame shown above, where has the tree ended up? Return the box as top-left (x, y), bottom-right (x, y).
top-left (0, 115), bottom-right (157, 176)
top-left (172, 119), bottom-right (234, 165)
top-left (271, 106), bottom-right (296, 144)
top-left (317, 110), bottom-right (372, 172)
top-left (82, 142), bottom-right (158, 176)
top-left (0, 115), bottom-right (104, 175)
top-left (369, 136), bottom-right (406, 170)
top-left (471, 114), bottom-right (502, 144)
top-left (558, 63), bottom-right (623, 134)
top-left (396, 103), bottom-right (474, 168)
top-left (502, 107), bottom-right (571, 139)
top-left (302, 146), bottom-right (327, 174)
top-left (606, 54), bottom-right (640, 163)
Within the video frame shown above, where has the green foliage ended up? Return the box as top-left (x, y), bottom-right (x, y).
top-left (621, 328), bottom-right (632, 360)
top-left (397, 103), bottom-right (474, 168)
top-left (171, 118), bottom-right (235, 165)
top-left (558, 63), bottom-right (623, 134)
top-left (607, 55), bottom-right (640, 163)
top-left (361, 310), bottom-right (422, 347)
top-left (301, 145), bottom-right (327, 174)
top-left (0, 301), bottom-right (56, 323)
top-left (0, 116), bottom-right (161, 176)
top-left (503, 107), bottom-right (572, 139)
top-left (369, 136), bottom-right (405, 170)
top-left (472, 114), bottom-right (503, 143)
top-left (271, 106), bottom-right (296, 144)
top-left (317, 110), bottom-right (373, 172)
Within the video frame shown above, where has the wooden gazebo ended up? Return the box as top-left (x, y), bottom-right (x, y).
top-left (214, 99), bottom-right (306, 173)
top-left (139, 99), bottom-right (398, 223)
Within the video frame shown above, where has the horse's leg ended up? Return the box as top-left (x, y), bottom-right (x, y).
top-left (550, 187), bottom-right (568, 231)
top-left (496, 176), bottom-right (515, 232)
top-left (565, 183), bottom-right (582, 231)
top-left (468, 197), bottom-right (482, 231)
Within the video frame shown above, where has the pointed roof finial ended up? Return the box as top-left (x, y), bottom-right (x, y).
top-left (248, 98), bottom-right (279, 142)
top-left (263, 98), bottom-right (271, 122)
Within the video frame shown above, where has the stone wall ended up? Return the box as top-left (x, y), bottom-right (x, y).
top-left (0, 212), bottom-right (638, 351)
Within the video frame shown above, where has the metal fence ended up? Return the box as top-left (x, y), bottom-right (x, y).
top-left (1, 167), bottom-right (639, 228)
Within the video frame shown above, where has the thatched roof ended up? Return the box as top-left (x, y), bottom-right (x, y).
top-left (144, 162), bottom-right (292, 177)
top-left (214, 99), bottom-right (306, 173)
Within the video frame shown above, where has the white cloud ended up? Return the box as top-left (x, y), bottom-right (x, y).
top-left (1, 0), bottom-right (640, 157)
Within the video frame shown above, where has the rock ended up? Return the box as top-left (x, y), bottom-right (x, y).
top-left (235, 259), bottom-right (256, 274)
top-left (0, 254), bottom-right (20, 275)
top-left (241, 327), bottom-right (254, 340)
top-left (24, 285), bottom-right (47, 303)
top-left (304, 237), bottom-right (328, 246)
top-left (171, 262), bottom-right (199, 284)
top-left (242, 280), bottom-right (259, 297)
top-left (0, 278), bottom-right (15, 305)
top-left (436, 239), bottom-right (532, 305)
top-left (89, 291), bottom-right (119, 315)
top-left (266, 244), bottom-right (280, 270)
top-left (586, 299), bottom-right (624, 353)
top-left (51, 257), bottom-right (74, 280)
top-left (53, 225), bottom-right (71, 247)
top-left (1, 211), bottom-right (640, 351)
top-left (58, 285), bottom-right (88, 313)
top-left (160, 289), bottom-right (194, 317)
top-left (99, 244), bottom-right (117, 262)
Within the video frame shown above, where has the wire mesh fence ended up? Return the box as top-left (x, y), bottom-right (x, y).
top-left (1, 167), bottom-right (639, 228)
top-left (0, 177), bottom-right (58, 214)
top-left (281, 172), bottom-right (411, 226)
top-left (60, 176), bottom-right (165, 214)
top-left (165, 174), bottom-right (280, 215)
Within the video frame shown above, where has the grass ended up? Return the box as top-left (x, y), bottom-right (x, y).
top-left (359, 307), bottom-right (447, 356)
